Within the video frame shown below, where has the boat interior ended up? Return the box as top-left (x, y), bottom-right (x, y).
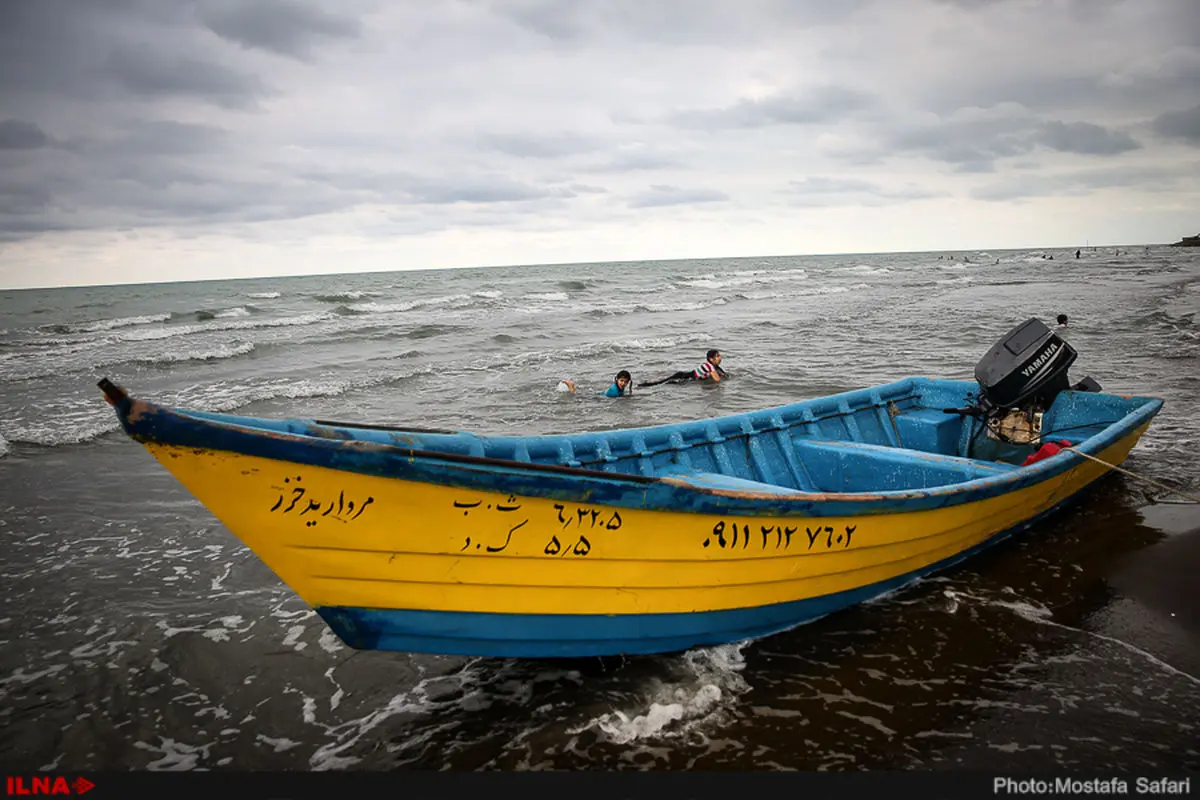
top-left (178, 378), bottom-right (1149, 496)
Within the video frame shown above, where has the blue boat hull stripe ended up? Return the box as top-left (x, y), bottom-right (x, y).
top-left (315, 490), bottom-right (1089, 658)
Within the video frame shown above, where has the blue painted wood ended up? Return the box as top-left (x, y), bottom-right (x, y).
top-left (794, 439), bottom-right (1017, 493)
top-left (114, 379), bottom-right (1163, 518)
top-left (313, 483), bottom-right (1095, 658)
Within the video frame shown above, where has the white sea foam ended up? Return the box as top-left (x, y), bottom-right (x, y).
top-left (0, 433), bottom-right (8, 459)
top-left (178, 367), bottom-right (436, 413)
top-left (2, 407), bottom-right (123, 448)
top-left (0, 365), bottom-right (427, 449)
top-left (346, 294), bottom-right (480, 314)
top-left (314, 291), bottom-right (380, 302)
top-left (247, 292), bottom-right (281, 299)
top-left (675, 268), bottom-right (809, 291)
top-left (40, 313), bottom-right (172, 334)
top-left (842, 265), bottom-right (892, 275)
top-left (133, 341), bottom-right (256, 365)
top-left (282, 625), bottom-right (308, 651)
top-left (797, 285), bottom-right (854, 296)
top-left (0, 664), bottom-right (68, 686)
top-left (307, 660), bottom-right (490, 770)
top-left (118, 311), bottom-right (333, 342)
top-left (318, 629), bottom-right (344, 654)
top-left (570, 642), bottom-right (752, 745)
top-left (210, 562), bottom-right (234, 592)
top-left (132, 737), bottom-right (213, 770)
top-left (256, 734), bottom-right (302, 753)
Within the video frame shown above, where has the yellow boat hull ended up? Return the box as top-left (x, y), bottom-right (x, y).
top-left (139, 425), bottom-right (1147, 654)
top-left (99, 375), bottom-right (1162, 657)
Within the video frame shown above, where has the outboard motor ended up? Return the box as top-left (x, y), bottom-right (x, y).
top-left (968, 317), bottom-right (1101, 445)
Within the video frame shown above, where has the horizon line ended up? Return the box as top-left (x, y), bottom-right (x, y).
top-left (0, 240), bottom-right (1170, 293)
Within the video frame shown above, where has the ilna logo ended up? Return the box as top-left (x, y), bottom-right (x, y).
top-left (5, 776), bottom-right (95, 796)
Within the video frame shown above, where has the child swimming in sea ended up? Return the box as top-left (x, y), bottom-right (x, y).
top-left (557, 370), bottom-right (633, 397)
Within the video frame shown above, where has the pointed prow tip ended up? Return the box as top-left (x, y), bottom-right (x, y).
top-left (97, 377), bottom-right (130, 409)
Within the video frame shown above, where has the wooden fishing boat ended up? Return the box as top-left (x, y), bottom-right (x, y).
top-left (98, 318), bottom-right (1162, 658)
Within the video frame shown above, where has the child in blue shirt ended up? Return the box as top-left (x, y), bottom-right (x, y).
top-left (557, 370), bottom-right (633, 397)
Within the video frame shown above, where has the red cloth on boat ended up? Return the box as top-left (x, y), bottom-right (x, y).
top-left (1022, 440), bottom-right (1073, 466)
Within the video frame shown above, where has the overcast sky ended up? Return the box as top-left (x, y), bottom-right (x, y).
top-left (1, 0), bottom-right (1198, 289)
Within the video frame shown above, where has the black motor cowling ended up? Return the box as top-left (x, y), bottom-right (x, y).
top-left (974, 317), bottom-right (1080, 411)
top-left (947, 317), bottom-right (1102, 455)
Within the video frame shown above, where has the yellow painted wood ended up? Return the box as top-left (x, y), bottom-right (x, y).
top-left (141, 424), bottom-right (1148, 616)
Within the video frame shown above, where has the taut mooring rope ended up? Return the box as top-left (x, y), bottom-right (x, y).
top-left (1065, 446), bottom-right (1200, 504)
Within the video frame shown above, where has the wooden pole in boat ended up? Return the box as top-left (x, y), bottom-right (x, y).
top-left (1065, 446), bottom-right (1200, 504)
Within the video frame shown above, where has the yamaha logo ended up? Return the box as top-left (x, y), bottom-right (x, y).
top-left (1020, 342), bottom-right (1060, 378)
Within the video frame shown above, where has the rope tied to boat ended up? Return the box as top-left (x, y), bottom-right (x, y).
top-left (1064, 446), bottom-right (1200, 504)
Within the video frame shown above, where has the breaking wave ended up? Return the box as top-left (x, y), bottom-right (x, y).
top-left (2, 366), bottom-right (436, 449)
top-left (673, 268), bottom-right (809, 291)
top-left (117, 312), bottom-right (334, 342)
top-left (37, 313), bottom-right (172, 335)
top-left (193, 307), bottom-right (255, 321)
top-left (313, 291), bottom-right (380, 303)
top-left (130, 341), bottom-right (257, 366)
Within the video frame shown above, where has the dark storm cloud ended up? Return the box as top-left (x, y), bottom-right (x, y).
top-left (0, 153), bottom-right (359, 237)
top-left (0, 182), bottom-right (53, 215)
top-left (1036, 121), bottom-right (1141, 155)
top-left (480, 0), bottom-right (874, 44)
top-left (0, 120), bottom-right (51, 150)
top-left (969, 164), bottom-right (1185, 201)
top-left (785, 177), bottom-right (946, 207)
top-left (927, 72), bottom-right (1198, 119)
top-left (891, 120), bottom-right (1029, 171)
top-left (92, 121), bottom-right (234, 157)
top-left (296, 168), bottom-right (565, 206)
top-left (1152, 105), bottom-right (1200, 146)
top-left (0, 0), bottom-right (378, 242)
top-left (627, 185), bottom-right (729, 208)
top-left (928, 0), bottom-right (1006, 7)
top-left (198, 0), bottom-right (363, 60)
top-left (932, 0), bottom-right (1125, 13)
top-left (671, 86), bottom-right (876, 130)
top-left (0, 1), bottom-right (274, 109)
top-left (0, 134), bottom-right (395, 239)
top-left (0, 0), bottom-right (1193, 257)
top-left (842, 113), bottom-right (1142, 172)
top-left (103, 48), bottom-right (274, 110)
top-left (917, 3), bottom-right (1200, 116)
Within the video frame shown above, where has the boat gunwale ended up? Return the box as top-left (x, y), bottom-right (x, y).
top-left (101, 378), bottom-right (1164, 510)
